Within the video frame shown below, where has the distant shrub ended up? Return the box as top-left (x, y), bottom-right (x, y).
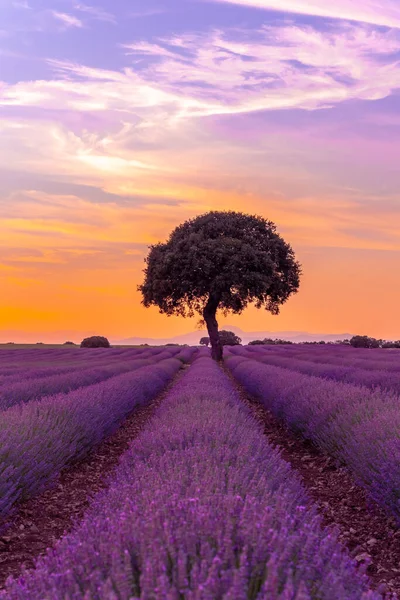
top-left (382, 340), bottom-right (400, 349)
top-left (350, 335), bottom-right (380, 349)
top-left (64, 341), bottom-right (76, 346)
top-left (248, 338), bottom-right (293, 346)
top-left (219, 330), bottom-right (242, 346)
top-left (166, 343), bottom-right (180, 347)
top-left (200, 332), bottom-right (241, 346)
top-left (80, 336), bottom-right (111, 349)
top-left (36, 342), bottom-right (44, 345)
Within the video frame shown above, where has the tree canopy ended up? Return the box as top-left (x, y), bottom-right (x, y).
top-left (248, 338), bottom-right (293, 345)
top-left (219, 330), bottom-right (242, 346)
top-left (139, 211), bottom-right (301, 360)
top-left (80, 336), bottom-right (111, 348)
top-left (350, 335), bottom-right (380, 349)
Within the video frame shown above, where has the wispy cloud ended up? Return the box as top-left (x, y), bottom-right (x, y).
top-left (123, 24), bottom-right (400, 113)
top-left (208, 0), bottom-right (400, 29)
top-left (1, 21), bottom-right (400, 195)
top-left (11, 1), bottom-right (31, 8)
top-left (73, 3), bottom-right (116, 24)
top-left (51, 11), bottom-right (84, 28)
top-left (2, 21), bottom-right (395, 122)
top-left (2, 14), bottom-right (399, 121)
top-left (129, 9), bottom-right (166, 19)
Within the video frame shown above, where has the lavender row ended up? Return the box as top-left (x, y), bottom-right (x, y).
top-left (0, 346), bottom-right (136, 365)
top-left (0, 349), bottom-right (177, 412)
top-left (0, 347), bottom-right (165, 373)
top-left (0, 357), bottom-right (182, 520)
top-left (0, 346), bottom-right (194, 409)
top-left (2, 357), bottom-right (380, 599)
top-left (246, 345), bottom-right (400, 372)
top-left (0, 349), bottom-right (147, 379)
top-left (0, 346), bottom-right (187, 375)
top-left (226, 354), bottom-right (400, 522)
top-left (0, 348), bottom-right (155, 388)
top-left (231, 346), bottom-right (400, 394)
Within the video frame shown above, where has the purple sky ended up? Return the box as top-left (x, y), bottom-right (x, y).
top-left (0, 0), bottom-right (400, 341)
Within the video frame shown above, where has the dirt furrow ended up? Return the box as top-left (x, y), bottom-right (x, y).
top-left (224, 367), bottom-right (400, 599)
top-left (0, 366), bottom-right (188, 589)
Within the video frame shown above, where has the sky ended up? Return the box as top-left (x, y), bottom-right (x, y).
top-left (0, 0), bottom-right (400, 343)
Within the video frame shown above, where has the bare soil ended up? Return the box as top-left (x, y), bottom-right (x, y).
top-left (0, 368), bottom-right (187, 589)
top-left (224, 367), bottom-right (400, 599)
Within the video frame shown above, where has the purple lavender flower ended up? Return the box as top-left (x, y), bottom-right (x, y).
top-left (1, 357), bottom-right (379, 599)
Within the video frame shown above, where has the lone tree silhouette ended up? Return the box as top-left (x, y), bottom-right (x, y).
top-left (139, 211), bottom-right (301, 360)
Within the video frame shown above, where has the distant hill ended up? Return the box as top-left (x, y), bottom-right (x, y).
top-left (115, 326), bottom-right (354, 346)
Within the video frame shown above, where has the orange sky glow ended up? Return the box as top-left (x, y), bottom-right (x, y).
top-left (1, 0), bottom-right (400, 342)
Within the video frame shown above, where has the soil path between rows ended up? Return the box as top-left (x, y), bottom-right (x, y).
top-left (0, 365), bottom-right (189, 589)
top-left (222, 365), bottom-right (400, 599)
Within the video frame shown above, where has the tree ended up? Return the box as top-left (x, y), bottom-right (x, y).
top-left (139, 211), bottom-right (301, 360)
top-left (80, 336), bottom-right (111, 348)
top-left (219, 330), bottom-right (242, 346)
top-left (350, 335), bottom-right (380, 349)
top-left (248, 337), bottom-right (292, 346)
top-left (64, 341), bottom-right (76, 345)
top-left (382, 340), bottom-right (400, 348)
top-left (199, 336), bottom-right (210, 347)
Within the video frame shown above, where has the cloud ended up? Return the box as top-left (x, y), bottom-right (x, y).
top-left (122, 24), bottom-right (400, 113)
top-left (2, 20), bottom-right (400, 217)
top-left (0, 188), bottom-right (203, 247)
top-left (129, 9), bottom-right (166, 19)
top-left (51, 11), bottom-right (84, 28)
top-left (2, 20), bottom-right (399, 130)
top-left (0, 109), bottom-right (177, 191)
top-left (73, 3), bottom-right (116, 23)
top-left (11, 1), bottom-right (31, 8)
top-left (207, 0), bottom-right (400, 29)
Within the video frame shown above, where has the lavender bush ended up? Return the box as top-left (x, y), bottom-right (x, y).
top-left (243, 345), bottom-right (400, 372)
top-left (226, 355), bottom-right (400, 522)
top-left (1, 357), bottom-right (379, 599)
top-left (0, 357), bottom-right (181, 519)
top-left (0, 359), bottom-right (151, 411)
top-left (0, 347), bottom-right (151, 380)
top-left (229, 347), bottom-right (400, 394)
top-left (0, 349), bottom-right (183, 411)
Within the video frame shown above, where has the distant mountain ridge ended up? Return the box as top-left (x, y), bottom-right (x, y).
top-left (115, 326), bottom-right (354, 346)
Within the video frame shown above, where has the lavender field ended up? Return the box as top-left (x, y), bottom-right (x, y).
top-left (0, 344), bottom-right (399, 598)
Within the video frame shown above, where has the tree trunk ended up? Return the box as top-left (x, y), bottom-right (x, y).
top-left (203, 295), bottom-right (223, 361)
